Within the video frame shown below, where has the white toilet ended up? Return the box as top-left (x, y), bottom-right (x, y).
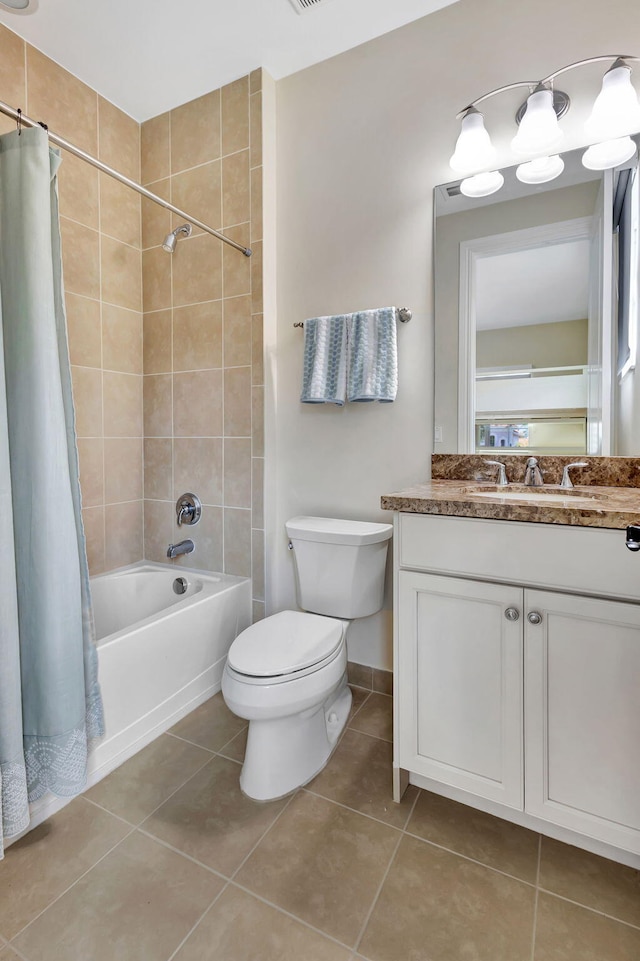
top-left (222, 515), bottom-right (393, 800)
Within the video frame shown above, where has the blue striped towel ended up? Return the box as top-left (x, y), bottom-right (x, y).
top-left (300, 315), bottom-right (348, 405)
top-left (347, 307), bottom-right (398, 402)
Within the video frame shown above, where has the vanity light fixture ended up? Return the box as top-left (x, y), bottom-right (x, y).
top-left (449, 107), bottom-right (497, 175)
top-left (516, 154), bottom-right (565, 185)
top-left (451, 55), bottom-right (640, 197)
top-left (511, 86), bottom-right (564, 156)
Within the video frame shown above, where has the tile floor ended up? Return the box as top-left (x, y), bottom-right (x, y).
top-left (1, 688), bottom-right (639, 961)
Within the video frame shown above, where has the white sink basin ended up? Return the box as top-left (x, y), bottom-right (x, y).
top-left (462, 485), bottom-right (608, 507)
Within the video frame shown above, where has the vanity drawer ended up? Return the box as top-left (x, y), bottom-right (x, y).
top-left (398, 513), bottom-right (640, 601)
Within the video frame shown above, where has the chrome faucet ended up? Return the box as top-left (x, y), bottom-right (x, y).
top-left (560, 462), bottom-right (588, 489)
top-left (167, 539), bottom-right (195, 559)
top-left (484, 460), bottom-right (508, 487)
top-left (523, 457), bottom-right (544, 487)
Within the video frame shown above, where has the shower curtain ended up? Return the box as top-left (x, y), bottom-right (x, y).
top-left (0, 127), bottom-right (103, 858)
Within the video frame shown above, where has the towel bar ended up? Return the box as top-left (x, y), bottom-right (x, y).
top-left (293, 307), bottom-right (412, 329)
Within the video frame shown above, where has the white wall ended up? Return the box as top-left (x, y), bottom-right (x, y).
top-left (269, 0), bottom-right (640, 670)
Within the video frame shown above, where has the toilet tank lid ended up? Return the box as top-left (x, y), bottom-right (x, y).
top-left (285, 516), bottom-right (392, 546)
top-left (227, 610), bottom-right (344, 677)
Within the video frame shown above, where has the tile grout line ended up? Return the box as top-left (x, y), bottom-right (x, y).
top-left (351, 795), bottom-right (416, 955)
top-left (83, 737), bottom-right (217, 828)
top-left (302, 788), bottom-right (409, 835)
top-left (228, 787), bottom-right (299, 883)
top-left (400, 827), bottom-right (539, 890)
top-left (347, 691), bottom-right (372, 723)
top-left (346, 725), bottom-right (392, 746)
top-left (8, 820), bottom-right (138, 948)
top-left (80, 794), bottom-right (138, 829)
top-left (535, 888), bottom-right (640, 932)
top-left (164, 879), bottom-right (231, 961)
top-left (134, 826), bottom-right (230, 884)
top-left (530, 834), bottom-right (542, 961)
top-left (229, 878), bottom-right (356, 955)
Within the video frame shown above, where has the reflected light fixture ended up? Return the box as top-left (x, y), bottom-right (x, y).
top-left (583, 137), bottom-right (637, 170)
top-left (450, 55), bottom-right (640, 200)
top-left (460, 170), bottom-right (504, 198)
top-left (516, 155), bottom-right (565, 184)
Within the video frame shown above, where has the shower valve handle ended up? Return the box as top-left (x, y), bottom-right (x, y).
top-left (175, 493), bottom-right (202, 527)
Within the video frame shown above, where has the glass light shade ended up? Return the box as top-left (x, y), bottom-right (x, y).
top-left (585, 63), bottom-right (640, 141)
top-left (450, 109), bottom-right (497, 175)
top-left (582, 136), bottom-right (637, 170)
top-left (512, 88), bottom-right (563, 156)
top-left (516, 155), bottom-right (565, 184)
top-left (459, 170), bottom-right (504, 198)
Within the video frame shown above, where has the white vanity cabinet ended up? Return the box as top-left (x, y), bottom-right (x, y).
top-left (394, 512), bottom-right (640, 864)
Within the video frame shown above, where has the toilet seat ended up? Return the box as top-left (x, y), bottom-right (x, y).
top-left (227, 610), bottom-right (344, 680)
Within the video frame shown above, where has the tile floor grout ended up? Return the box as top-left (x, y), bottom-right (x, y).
top-left (344, 726), bottom-right (392, 745)
top-left (302, 788), bottom-right (407, 834)
top-left (228, 788), bottom-right (299, 883)
top-left (6, 818), bottom-right (138, 949)
top-left (228, 878), bottom-right (356, 955)
top-left (400, 826), bottom-right (539, 889)
top-left (164, 879), bottom-right (232, 961)
top-left (529, 834), bottom-right (542, 961)
top-left (6, 690), bottom-right (639, 960)
top-left (536, 888), bottom-right (640, 931)
top-left (135, 826), bottom-right (231, 883)
top-left (352, 790), bottom-right (421, 955)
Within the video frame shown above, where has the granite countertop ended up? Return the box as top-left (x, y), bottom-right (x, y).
top-left (380, 480), bottom-right (640, 529)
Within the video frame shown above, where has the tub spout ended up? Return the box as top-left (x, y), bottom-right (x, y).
top-left (167, 539), bottom-right (195, 559)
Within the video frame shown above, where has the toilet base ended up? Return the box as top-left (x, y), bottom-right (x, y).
top-left (239, 675), bottom-right (352, 801)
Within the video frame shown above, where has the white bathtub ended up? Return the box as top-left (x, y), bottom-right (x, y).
top-left (23, 561), bottom-right (251, 834)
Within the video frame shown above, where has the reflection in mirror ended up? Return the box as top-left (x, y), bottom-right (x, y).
top-left (434, 141), bottom-right (639, 456)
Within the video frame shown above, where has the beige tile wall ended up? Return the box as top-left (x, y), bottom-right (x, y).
top-left (141, 70), bottom-right (264, 618)
top-left (0, 24), bottom-right (143, 574)
top-left (0, 23), bottom-right (263, 596)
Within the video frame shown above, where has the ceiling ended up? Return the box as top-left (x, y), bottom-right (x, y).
top-left (0, 0), bottom-right (458, 121)
top-left (476, 239), bottom-right (591, 331)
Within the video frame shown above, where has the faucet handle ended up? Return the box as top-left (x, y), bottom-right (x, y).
top-left (484, 460), bottom-right (508, 487)
top-left (175, 492), bottom-right (202, 527)
top-left (560, 462), bottom-right (589, 489)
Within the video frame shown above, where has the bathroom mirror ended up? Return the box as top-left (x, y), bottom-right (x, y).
top-left (433, 140), bottom-right (640, 456)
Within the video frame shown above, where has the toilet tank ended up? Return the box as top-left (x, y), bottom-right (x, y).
top-left (285, 516), bottom-right (393, 619)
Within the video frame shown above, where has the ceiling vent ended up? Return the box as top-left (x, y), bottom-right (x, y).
top-left (287, 0), bottom-right (333, 14)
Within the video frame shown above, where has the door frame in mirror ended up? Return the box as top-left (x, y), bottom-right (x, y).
top-left (457, 216), bottom-right (608, 454)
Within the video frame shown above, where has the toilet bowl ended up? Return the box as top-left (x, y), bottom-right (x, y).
top-left (222, 610), bottom-right (352, 800)
top-left (222, 516), bottom-right (392, 801)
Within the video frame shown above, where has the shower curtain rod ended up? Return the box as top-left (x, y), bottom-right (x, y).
top-left (0, 98), bottom-right (252, 257)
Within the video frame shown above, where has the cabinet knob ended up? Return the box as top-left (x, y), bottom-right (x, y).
top-left (504, 607), bottom-right (520, 621)
top-left (527, 611), bottom-right (542, 625)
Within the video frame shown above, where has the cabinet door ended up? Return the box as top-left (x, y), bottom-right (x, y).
top-left (525, 589), bottom-right (640, 854)
top-left (398, 571), bottom-right (524, 809)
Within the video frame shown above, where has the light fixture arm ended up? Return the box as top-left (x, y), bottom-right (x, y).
top-left (456, 55), bottom-right (640, 119)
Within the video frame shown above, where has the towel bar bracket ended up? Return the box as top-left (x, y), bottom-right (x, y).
top-left (294, 307), bottom-right (412, 329)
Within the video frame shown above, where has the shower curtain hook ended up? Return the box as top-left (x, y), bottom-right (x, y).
top-left (16, 108), bottom-right (21, 136)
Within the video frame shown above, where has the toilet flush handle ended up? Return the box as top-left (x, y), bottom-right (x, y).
top-left (288, 540), bottom-right (294, 550)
